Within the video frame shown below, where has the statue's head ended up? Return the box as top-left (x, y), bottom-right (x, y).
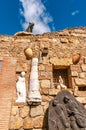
top-left (21, 71), bottom-right (25, 77)
top-left (64, 96), bottom-right (70, 103)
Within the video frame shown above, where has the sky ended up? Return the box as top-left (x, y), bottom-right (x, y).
top-left (0, 0), bottom-right (86, 35)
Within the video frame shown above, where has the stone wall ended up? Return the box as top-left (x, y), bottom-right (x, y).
top-left (0, 27), bottom-right (86, 130)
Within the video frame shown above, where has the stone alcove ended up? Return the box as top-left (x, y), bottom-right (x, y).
top-left (53, 65), bottom-right (72, 89)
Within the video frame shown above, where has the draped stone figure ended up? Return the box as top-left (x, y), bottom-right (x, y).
top-left (48, 90), bottom-right (86, 130)
top-left (27, 58), bottom-right (42, 103)
top-left (16, 71), bottom-right (26, 102)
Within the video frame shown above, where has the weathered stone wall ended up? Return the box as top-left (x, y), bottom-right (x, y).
top-left (0, 27), bottom-right (86, 130)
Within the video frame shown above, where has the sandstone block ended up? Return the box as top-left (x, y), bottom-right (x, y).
top-left (45, 64), bottom-right (52, 72)
top-left (50, 57), bottom-right (72, 66)
top-left (23, 117), bottom-right (33, 129)
top-left (41, 88), bottom-right (49, 95)
top-left (76, 97), bottom-right (86, 104)
top-left (75, 78), bottom-right (86, 86)
top-left (14, 116), bottom-right (23, 130)
top-left (19, 106), bottom-right (30, 118)
top-left (68, 38), bottom-right (79, 44)
top-left (30, 105), bottom-right (44, 117)
top-left (42, 95), bottom-right (53, 102)
top-left (49, 89), bottom-right (60, 95)
top-left (33, 116), bottom-right (44, 128)
top-left (43, 102), bottom-right (49, 113)
top-left (16, 63), bottom-right (27, 72)
top-left (79, 72), bottom-right (86, 78)
top-left (71, 71), bottom-right (78, 77)
top-left (39, 65), bottom-right (45, 71)
top-left (11, 106), bottom-right (18, 116)
top-left (41, 80), bottom-right (50, 89)
top-left (70, 65), bottom-right (81, 72)
top-left (81, 65), bottom-right (86, 72)
top-left (60, 38), bottom-right (68, 43)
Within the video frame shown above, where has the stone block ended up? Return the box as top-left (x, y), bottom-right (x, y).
top-left (75, 78), bottom-right (86, 86)
top-left (14, 116), bottom-right (23, 130)
top-left (33, 116), bottom-right (44, 128)
top-left (50, 57), bottom-right (72, 66)
top-left (68, 37), bottom-right (79, 44)
top-left (30, 105), bottom-right (44, 117)
top-left (40, 80), bottom-right (50, 89)
top-left (79, 72), bottom-right (86, 78)
top-left (16, 63), bottom-right (27, 72)
top-left (71, 71), bottom-right (78, 77)
top-left (42, 95), bottom-right (51, 102)
top-left (81, 65), bottom-right (86, 72)
top-left (41, 88), bottom-right (49, 95)
top-left (70, 65), bottom-right (81, 72)
top-left (23, 117), bottom-right (33, 129)
top-left (49, 89), bottom-right (60, 95)
top-left (39, 65), bottom-right (45, 71)
top-left (43, 102), bottom-right (49, 113)
top-left (11, 106), bottom-right (18, 116)
top-left (19, 106), bottom-right (30, 118)
top-left (45, 64), bottom-right (52, 72)
top-left (43, 57), bottom-right (49, 64)
top-left (60, 37), bottom-right (68, 43)
top-left (76, 97), bottom-right (86, 104)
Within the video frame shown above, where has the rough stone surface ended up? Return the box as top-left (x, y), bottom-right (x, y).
top-left (23, 117), bottom-right (33, 129)
top-left (48, 90), bottom-right (86, 130)
top-left (79, 72), bottom-right (86, 78)
top-left (76, 97), bottom-right (86, 104)
top-left (71, 71), bottom-right (78, 77)
top-left (75, 78), bottom-right (86, 86)
top-left (11, 106), bottom-right (19, 116)
top-left (30, 105), bottom-right (44, 117)
top-left (81, 64), bottom-right (86, 72)
top-left (33, 116), bottom-right (44, 128)
top-left (49, 89), bottom-right (60, 95)
top-left (19, 106), bottom-right (30, 118)
top-left (41, 80), bottom-right (50, 89)
top-left (50, 57), bottom-right (72, 66)
top-left (14, 116), bottom-right (23, 130)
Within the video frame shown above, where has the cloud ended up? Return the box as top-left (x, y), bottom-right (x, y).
top-left (71, 10), bottom-right (79, 16)
top-left (19, 0), bottom-right (54, 34)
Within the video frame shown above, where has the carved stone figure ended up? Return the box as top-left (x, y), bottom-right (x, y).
top-left (27, 58), bottom-right (41, 103)
top-left (48, 90), bottom-right (86, 130)
top-left (64, 96), bottom-right (86, 129)
top-left (26, 22), bottom-right (34, 32)
top-left (16, 71), bottom-right (26, 102)
top-left (57, 76), bottom-right (67, 90)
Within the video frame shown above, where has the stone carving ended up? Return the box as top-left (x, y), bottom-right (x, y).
top-left (27, 58), bottom-right (42, 103)
top-left (16, 71), bottom-right (26, 102)
top-left (48, 90), bottom-right (86, 130)
top-left (26, 22), bottom-right (34, 32)
top-left (57, 76), bottom-right (67, 90)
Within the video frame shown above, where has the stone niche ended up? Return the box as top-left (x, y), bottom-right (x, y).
top-left (53, 65), bottom-right (72, 89)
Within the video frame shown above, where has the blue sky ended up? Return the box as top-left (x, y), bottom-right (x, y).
top-left (0, 0), bottom-right (86, 35)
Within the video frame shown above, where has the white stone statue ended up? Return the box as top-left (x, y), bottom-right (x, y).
top-left (57, 75), bottom-right (67, 90)
top-left (16, 71), bottom-right (26, 102)
top-left (28, 58), bottom-right (42, 102)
